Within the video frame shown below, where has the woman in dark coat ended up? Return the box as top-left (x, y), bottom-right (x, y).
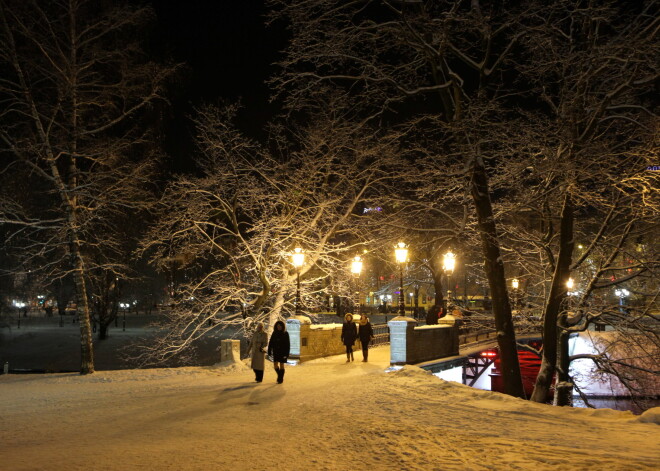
top-left (267, 320), bottom-right (290, 384)
top-left (341, 313), bottom-right (358, 362)
top-left (358, 314), bottom-right (374, 362)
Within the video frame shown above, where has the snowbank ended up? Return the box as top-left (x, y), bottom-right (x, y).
top-left (1, 346), bottom-right (658, 471)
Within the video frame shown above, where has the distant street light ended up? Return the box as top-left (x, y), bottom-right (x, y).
top-left (291, 247), bottom-right (305, 316)
top-left (119, 302), bottom-right (130, 331)
top-left (566, 277), bottom-right (574, 290)
top-left (512, 278), bottom-right (519, 309)
top-left (394, 242), bottom-right (409, 316)
top-left (614, 288), bottom-right (630, 313)
top-left (351, 255), bottom-right (363, 317)
top-left (443, 250), bottom-right (456, 302)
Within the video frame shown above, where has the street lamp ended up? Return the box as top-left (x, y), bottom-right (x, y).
top-left (291, 247), bottom-right (305, 316)
top-left (394, 242), bottom-right (408, 316)
top-left (443, 250), bottom-right (456, 301)
top-left (614, 288), bottom-right (630, 313)
top-left (512, 278), bottom-right (519, 309)
top-left (119, 302), bottom-right (130, 331)
top-left (566, 277), bottom-right (574, 291)
top-left (350, 255), bottom-right (363, 317)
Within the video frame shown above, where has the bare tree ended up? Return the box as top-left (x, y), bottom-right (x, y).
top-left (270, 0), bottom-right (528, 397)
top-left (136, 104), bottom-right (400, 364)
top-left (0, 0), bottom-right (176, 373)
top-left (499, 0), bottom-right (660, 404)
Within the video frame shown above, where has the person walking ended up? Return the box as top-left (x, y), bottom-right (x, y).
top-left (341, 313), bottom-right (358, 362)
top-left (247, 322), bottom-right (268, 382)
top-left (358, 314), bottom-right (374, 362)
top-left (267, 320), bottom-right (290, 384)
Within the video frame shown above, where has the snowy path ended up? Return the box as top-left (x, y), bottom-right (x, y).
top-left (1, 346), bottom-right (658, 471)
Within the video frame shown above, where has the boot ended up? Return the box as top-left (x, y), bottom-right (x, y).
top-left (277, 369), bottom-right (285, 384)
top-left (362, 349), bottom-right (368, 362)
top-left (350, 351), bottom-right (354, 362)
top-left (274, 367), bottom-right (280, 382)
top-left (255, 370), bottom-right (264, 382)
top-left (346, 353), bottom-right (351, 363)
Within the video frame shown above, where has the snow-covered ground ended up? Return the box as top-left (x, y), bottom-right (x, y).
top-left (1, 346), bottom-right (658, 471)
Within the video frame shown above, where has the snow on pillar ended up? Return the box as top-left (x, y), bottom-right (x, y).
top-left (287, 315), bottom-right (310, 358)
top-left (388, 318), bottom-right (417, 365)
top-left (220, 339), bottom-right (241, 363)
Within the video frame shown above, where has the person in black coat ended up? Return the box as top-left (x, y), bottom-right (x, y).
top-left (341, 313), bottom-right (358, 362)
top-left (426, 305), bottom-right (440, 325)
top-left (267, 320), bottom-right (290, 384)
top-left (358, 314), bottom-right (375, 362)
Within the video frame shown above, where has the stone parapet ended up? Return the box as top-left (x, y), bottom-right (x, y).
top-left (389, 318), bottom-right (459, 365)
top-left (287, 317), bottom-right (362, 362)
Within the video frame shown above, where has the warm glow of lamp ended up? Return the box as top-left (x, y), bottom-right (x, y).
top-left (443, 251), bottom-right (456, 273)
top-left (292, 247), bottom-right (305, 268)
top-left (512, 278), bottom-right (519, 290)
top-left (566, 277), bottom-right (574, 290)
top-left (350, 255), bottom-right (363, 275)
top-left (394, 242), bottom-right (408, 264)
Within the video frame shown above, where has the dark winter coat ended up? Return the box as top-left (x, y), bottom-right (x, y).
top-left (358, 321), bottom-right (374, 345)
top-left (426, 305), bottom-right (440, 325)
top-left (268, 321), bottom-right (290, 362)
top-left (341, 321), bottom-right (358, 346)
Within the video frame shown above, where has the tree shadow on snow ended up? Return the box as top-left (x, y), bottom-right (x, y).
top-left (211, 381), bottom-right (286, 408)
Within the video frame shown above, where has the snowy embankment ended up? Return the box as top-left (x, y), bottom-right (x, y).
top-left (1, 346), bottom-right (658, 471)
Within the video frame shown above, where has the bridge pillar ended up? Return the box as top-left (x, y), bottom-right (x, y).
top-left (388, 318), bottom-right (417, 365)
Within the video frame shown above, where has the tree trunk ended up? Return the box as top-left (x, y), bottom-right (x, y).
top-left (99, 323), bottom-right (108, 340)
top-left (554, 312), bottom-right (573, 406)
top-left (267, 286), bottom-right (287, 335)
top-left (531, 193), bottom-right (574, 402)
top-left (70, 238), bottom-right (95, 374)
top-left (470, 156), bottom-right (525, 398)
top-left (429, 262), bottom-right (445, 318)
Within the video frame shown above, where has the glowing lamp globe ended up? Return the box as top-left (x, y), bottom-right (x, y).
top-left (292, 247), bottom-right (305, 268)
top-left (443, 251), bottom-right (456, 273)
top-left (351, 255), bottom-right (363, 275)
top-left (394, 242), bottom-right (408, 264)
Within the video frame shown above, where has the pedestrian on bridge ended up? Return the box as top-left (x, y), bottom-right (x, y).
top-left (358, 314), bottom-right (374, 362)
top-left (341, 313), bottom-right (358, 362)
top-left (247, 322), bottom-right (268, 382)
top-left (268, 320), bottom-right (290, 384)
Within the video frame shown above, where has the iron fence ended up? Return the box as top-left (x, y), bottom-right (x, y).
top-left (371, 323), bottom-right (390, 347)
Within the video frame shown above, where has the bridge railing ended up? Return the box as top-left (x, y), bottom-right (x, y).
top-left (371, 323), bottom-right (390, 347)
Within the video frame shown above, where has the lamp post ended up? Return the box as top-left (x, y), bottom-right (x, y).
top-left (614, 288), bottom-right (629, 314)
top-left (566, 277), bottom-right (574, 292)
top-left (350, 255), bottom-right (363, 317)
top-left (512, 278), bottom-right (519, 310)
top-left (443, 250), bottom-right (456, 303)
top-left (291, 247), bottom-right (305, 316)
top-left (119, 303), bottom-right (129, 331)
top-left (394, 242), bottom-right (409, 316)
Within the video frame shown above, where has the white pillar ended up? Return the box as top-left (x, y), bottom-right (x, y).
top-left (220, 339), bottom-right (241, 363)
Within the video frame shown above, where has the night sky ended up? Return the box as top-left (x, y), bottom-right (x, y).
top-left (148, 0), bottom-right (285, 171)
